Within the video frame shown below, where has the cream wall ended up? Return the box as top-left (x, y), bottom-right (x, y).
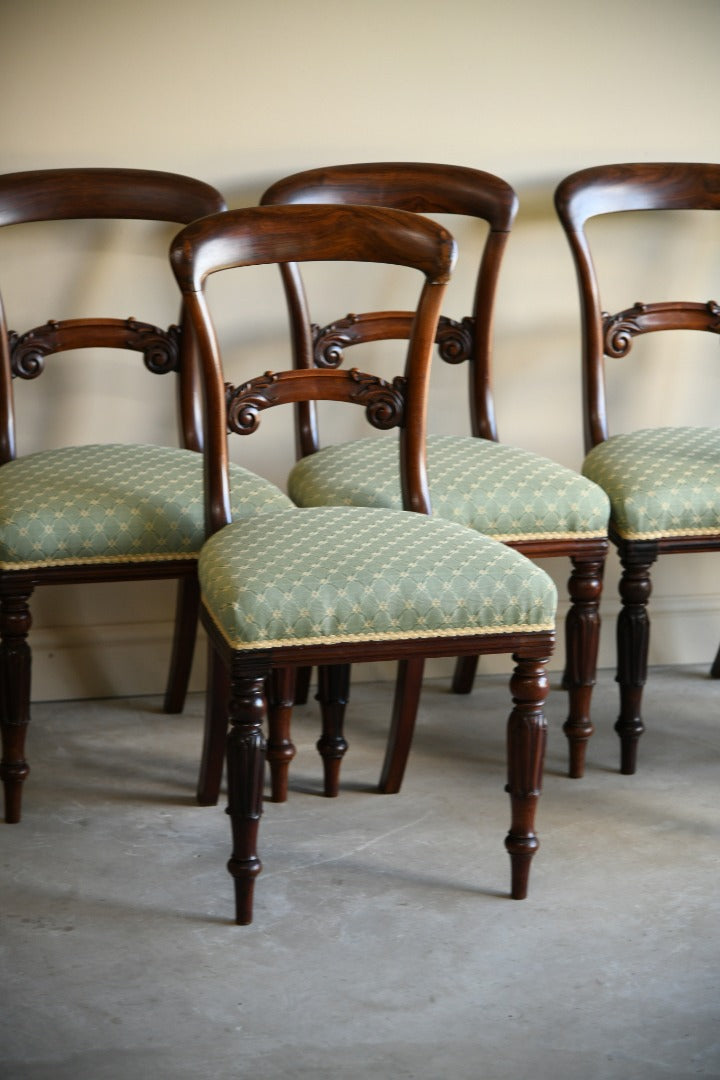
top-left (2, 0), bottom-right (720, 699)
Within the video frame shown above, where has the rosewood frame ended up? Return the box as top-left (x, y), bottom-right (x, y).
top-left (555, 161), bottom-right (720, 773)
top-left (170, 203), bottom-right (555, 923)
top-left (0, 168), bottom-right (226, 824)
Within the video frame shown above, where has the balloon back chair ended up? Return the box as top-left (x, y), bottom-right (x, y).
top-left (555, 161), bottom-right (720, 773)
top-left (169, 202), bottom-right (557, 924)
top-left (259, 163), bottom-right (609, 791)
top-left (0, 168), bottom-right (292, 824)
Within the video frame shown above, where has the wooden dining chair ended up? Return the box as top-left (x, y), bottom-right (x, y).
top-left (555, 161), bottom-right (720, 773)
top-left (0, 168), bottom-right (292, 824)
top-left (259, 163), bottom-right (609, 792)
top-left (170, 202), bottom-right (557, 923)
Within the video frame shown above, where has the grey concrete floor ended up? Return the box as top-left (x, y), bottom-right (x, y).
top-left (1, 665), bottom-right (719, 1079)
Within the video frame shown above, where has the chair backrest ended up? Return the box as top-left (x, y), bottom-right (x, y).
top-left (169, 203), bottom-right (456, 535)
top-left (0, 167), bottom-right (227, 463)
top-left (554, 162), bottom-right (720, 452)
top-left (260, 162), bottom-right (517, 453)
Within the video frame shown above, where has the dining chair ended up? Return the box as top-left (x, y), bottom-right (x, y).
top-left (0, 168), bottom-right (292, 824)
top-left (555, 161), bottom-right (720, 773)
top-left (259, 162), bottom-right (609, 793)
top-left (170, 201), bottom-right (557, 924)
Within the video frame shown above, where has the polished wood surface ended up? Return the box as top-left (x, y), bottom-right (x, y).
top-left (171, 203), bottom-right (554, 923)
top-left (0, 168), bottom-right (226, 823)
top-left (262, 162), bottom-right (606, 783)
top-left (555, 161), bottom-right (720, 772)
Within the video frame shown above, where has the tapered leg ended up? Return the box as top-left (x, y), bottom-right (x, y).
top-left (710, 644), bottom-right (720, 678)
top-left (615, 548), bottom-right (655, 775)
top-left (316, 664), bottom-right (350, 797)
top-left (163, 574), bottom-right (200, 714)
top-left (196, 642), bottom-right (230, 805)
top-left (562, 554), bottom-right (605, 778)
top-left (504, 653), bottom-right (550, 900)
top-left (266, 667), bottom-right (297, 803)
top-left (451, 654), bottom-right (478, 695)
top-left (0, 590), bottom-right (33, 824)
top-left (378, 656), bottom-right (425, 794)
top-left (226, 668), bottom-right (268, 926)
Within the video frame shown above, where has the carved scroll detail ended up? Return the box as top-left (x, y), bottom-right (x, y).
top-left (7, 317), bottom-right (182, 379)
top-left (603, 300), bottom-right (720, 358)
top-left (312, 316), bottom-right (357, 368)
top-left (348, 369), bottom-right (407, 430)
top-left (225, 368), bottom-right (407, 435)
top-left (437, 315), bottom-right (475, 364)
top-left (226, 372), bottom-right (280, 435)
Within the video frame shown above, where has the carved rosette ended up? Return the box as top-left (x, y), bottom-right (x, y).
top-left (437, 315), bottom-right (475, 364)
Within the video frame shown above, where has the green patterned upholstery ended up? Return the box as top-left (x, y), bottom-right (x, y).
top-left (582, 426), bottom-right (720, 541)
top-left (0, 443), bottom-right (292, 570)
top-left (288, 433), bottom-right (609, 542)
top-left (199, 506), bottom-right (557, 650)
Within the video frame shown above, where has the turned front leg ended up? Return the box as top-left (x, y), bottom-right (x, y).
top-left (266, 667), bottom-right (297, 803)
top-left (0, 590), bottom-right (33, 824)
top-left (504, 654), bottom-right (550, 900)
top-left (316, 664), bottom-right (350, 797)
top-left (615, 549), bottom-right (655, 775)
top-left (226, 669), bottom-right (267, 926)
top-left (562, 555), bottom-right (604, 778)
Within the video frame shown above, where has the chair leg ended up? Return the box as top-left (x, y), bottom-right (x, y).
top-left (561, 554), bottom-right (605, 779)
top-left (378, 656), bottom-right (425, 793)
top-left (316, 664), bottom-right (350, 797)
top-left (504, 652), bottom-right (550, 900)
top-left (0, 589), bottom-right (33, 824)
top-left (294, 666), bottom-right (312, 704)
top-left (710, 644), bottom-right (720, 678)
top-left (163, 574), bottom-right (200, 714)
top-left (225, 667), bottom-right (268, 926)
top-left (196, 642), bottom-right (230, 806)
top-left (451, 654), bottom-right (478, 695)
top-left (615, 549), bottom-right (655, 775)
top-left (266, 667), bottom-right (297, 803)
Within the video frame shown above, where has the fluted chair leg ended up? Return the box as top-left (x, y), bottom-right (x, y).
top-left (615, 549), bottom-right (655, 775)
top-left (266, 667), bottom-right (297, 803)
top-left (505, 652), bottom-right (550, 899)
top-left (561, 555), bottom-right (604, 778)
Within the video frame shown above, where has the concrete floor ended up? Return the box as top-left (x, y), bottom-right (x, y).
top-left (1, 665), bottom-right (719, 1079)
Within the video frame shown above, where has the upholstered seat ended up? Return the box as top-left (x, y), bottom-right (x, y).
top-left (290, 433), bottom-right (609, 542)
top-left (200, 506), bottom-right (556, 650)
top-left (0, 443), bottom-right (291, 569)
top-left (582, 427), bottom-right (720, 540)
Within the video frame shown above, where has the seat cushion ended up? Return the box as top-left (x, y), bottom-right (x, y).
top-left (0, 443), bottom-right (292, 570)
top-left (199, 506), bottom-right (557, 651)
top-left (288, 433), bottom-right (609, 542)
top-left (583, 426), bottom-right (720, 540)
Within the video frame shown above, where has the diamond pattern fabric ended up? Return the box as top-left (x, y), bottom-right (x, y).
top-left (0, 443), bottom-right (292, 570)
top-left (582, 426), bottom-right (720, 540)
top-left (199, 506), bottom-right (557, 650)
top-left (288, 433), bottom-right (609, 542)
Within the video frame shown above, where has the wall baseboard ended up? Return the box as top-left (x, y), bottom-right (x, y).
top-left (26, 591), bottom-right (720, 703)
